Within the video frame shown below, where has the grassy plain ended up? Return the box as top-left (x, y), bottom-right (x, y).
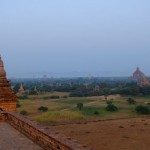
top-left (17, 92), bottom-right (150, 150)
top-left (17, 92), bottom-right (150, 125)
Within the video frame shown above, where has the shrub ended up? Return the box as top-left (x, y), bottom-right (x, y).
top-left (135, 105), bottom-right (150, 114)
top-left (38, 106), bottom-right (48, 112)
top-left (43, 96), bottom-right (60, 100)
top-left (16, 103), bottom-right (21, 108)
top-left (106, 100), bottom-right (113, 105)
top-left (106, 104), bottom-right (118, 112)
top-left (127, 98), bottom-right (136, 104)
top-left (77, 103), bottom-right (83, 111)
top-left (43, 96), bottom-right (51, 100)
top-left (50, 95), bottom-right (60, 99)
top-left (70, 91), bottom-right (84, 97)
top-left (94, 111), bottom-right (99, 115)
top-left (63, 96), bottom-right (68, 98)
top-left (144, 102), bottom-right (150, 107)
top-left (18, 95), bottom-right (28, 100)
top-left (20, 110), bottom-right (28, 115)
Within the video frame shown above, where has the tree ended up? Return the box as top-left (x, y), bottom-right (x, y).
top-left (106, 100), bottom-right (113, 105)
top-left (18, 95), bottom-right (28, 100)
top-left (77, 103), bottom-right (83, 111)
top-left (13, 83), bottom-right (20, 94)
top-left (140, 86), bottom-right (150, 95)
top-left (94, 111), bottom-right (99, 115)
top-left (38, 106), bottom-right (48, 112)
top-left (106, 104), bottom-right (118, 112)
top-left (16, 103), bottom-right (21, 108)
top-left (127, 98), bottom-right (136, 104)
top-left (103, 88), bottom-right (110, 100)
top-left (135, 105), bottom-right (150, 114)
top-left (20, 110), bottom-right (28, 115)
top-left (29, 88), bottom-right (37, 95)
top-left (106, 101), bottom-right (118, 112)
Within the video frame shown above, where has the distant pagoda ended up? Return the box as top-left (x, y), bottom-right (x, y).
top-left (18, 83), bottom-right (26, 94)
top-left (0, 56), bottom-right (17, 112)
top-left (132, 67), bottom-right (150, 86)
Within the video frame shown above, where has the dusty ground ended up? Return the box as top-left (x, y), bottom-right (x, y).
top-left (51, 117), bottom-right (150, 150)
top-left (0, 122), bottom-right (43, 150)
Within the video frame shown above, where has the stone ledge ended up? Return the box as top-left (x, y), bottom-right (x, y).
top-left (1, 112), bottom-right (93, 150)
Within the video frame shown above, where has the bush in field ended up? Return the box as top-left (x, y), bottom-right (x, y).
top-left (44, 96), bottom-right (60, 100)
top-left (20, 110), bottom-right (28, 115)
top-left (135, 105), bottom-right (150, 114)
top-left (94, 111), bottom-right (99, 115)
top-left (106, 100), bottom-right (118, 112)
top-left (18, 95), bottom-right (28, 100)
top-left (29, 89), bottom-right (38, 95)
top-left (16, 103), bottom-right (21, 108)
top-left (43, 96), bottom-right (60, 100)
top-left (103, 88), bottom-right (110, 100)
top-left (50, 95), bottom-right (60, 99)
top-left (127, 98), bottom-right (136, 104)
top-left (70, 91), bottom-right (84, 97)
top-left (38, 106), bottom-right (48, 112)
top-left (77, 103), bottom-right (83, 111)
top-left (63, 96), bottom-right (68, 98)
top-left (106, 104), bottom-right (118, 112)
top-left (106, 100), bottom-right (113, 105)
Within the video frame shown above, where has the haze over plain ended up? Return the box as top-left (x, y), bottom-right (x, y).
top-left (0, 0), bottom-right (150, 77)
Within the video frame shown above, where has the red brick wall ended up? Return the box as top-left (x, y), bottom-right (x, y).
top-left (0, 112), bottom-right (7, 121)
top-left (0, 101), bottom-right (16, 112)
top-left (5, 112), bottom-right (92, 150)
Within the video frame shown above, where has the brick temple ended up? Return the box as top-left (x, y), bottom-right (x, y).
top-left (0, 57), bottom-right (90, 150)
top-left (132, 67), bottom-right (150, 86)
top-left (0, 57), bottom-right (17, 112)
top-left (18, 83), bottom-right (26, 94)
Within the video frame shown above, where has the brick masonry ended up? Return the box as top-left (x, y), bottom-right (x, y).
top-left (0, 112), bottom-right (93, 150)
top-left (0, 57), bottom-right (17, 112)
top-left (0, 57), bottom-right (93, 150)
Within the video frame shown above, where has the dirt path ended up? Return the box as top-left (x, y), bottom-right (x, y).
top-left (61, 99), bottom-right (101, 111)
top-left (51, 117), bottom-right (150, 150)
top-left (61, 95), bottom-right (121, 111)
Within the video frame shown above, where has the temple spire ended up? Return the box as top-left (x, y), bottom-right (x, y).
top-left (18, 84), bottom-right (26, 94)
top-left (0, 56), bottom-right (17, 112)
top-left (0, 56), bottom-right (6, 77)
top-left (136, 65), bottom-right (140, 71)
top-left (132, 66), bottom-right (150, 86)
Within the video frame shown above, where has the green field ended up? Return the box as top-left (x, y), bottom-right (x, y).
top-left (17, 92), bottom-right (150, 125)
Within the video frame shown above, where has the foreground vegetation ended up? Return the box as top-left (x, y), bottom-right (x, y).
top-left (12, 77), bottom-right (150, 125)
top-left (17, 92), bottom-right (150, 125)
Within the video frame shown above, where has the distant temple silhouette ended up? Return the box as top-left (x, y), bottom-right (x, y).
top-left (132, 67), bottom-right (150, 86)
top-left (18, 83), bottom-right (26, 94)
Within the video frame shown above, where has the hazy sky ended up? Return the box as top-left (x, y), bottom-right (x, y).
top-left (0, 0), bottom-right (150, 77)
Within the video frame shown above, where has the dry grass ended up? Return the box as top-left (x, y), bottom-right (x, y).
top-left (17, 93), bottom-right (150, 124)
top-left (34, 111), bottom-right (85, 124)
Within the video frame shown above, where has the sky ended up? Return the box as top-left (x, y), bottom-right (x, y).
top-left (0, 0), bottom-right (150, 78)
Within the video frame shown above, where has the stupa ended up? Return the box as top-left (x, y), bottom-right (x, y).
top-left (0, 56), bottom-right (17, 112)
top-left (18, 83), bottom-right (26, 94)
top-left (132, 67), bottom-right (145, 80)
top-left (132, 67), bottom-right (150, 86)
